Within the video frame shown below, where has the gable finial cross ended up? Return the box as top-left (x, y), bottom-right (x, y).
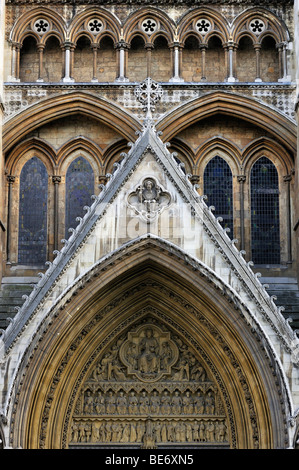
top-left (134, 77), bottom-right (163, 129)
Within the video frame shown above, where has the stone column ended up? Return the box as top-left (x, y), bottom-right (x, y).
top-left (254, 44), bottom-right (262, 82)
top-left (91, 43), bottom-right (99, 82)
top-left (10, 42), bottom-right (21, 81)
top-left (62, 41), bottom-right (75, 82)
top-left (145, 42), bottom-right (154, 78)
top-left (283, 171), bottom-right (295, 264)
top-left (169, 42), bottom-right (184, 82)
top-left (237, 175), bottom-right (246, 252)
top-left (36, 44), bottom-right (45, 82)
top-left (6, 175), bottom-right (15, 264)
top-left (115, 40), bottom-right (130, 82)
top-left (52, 176), bottom-right (61, 252)
top-left (199, 44), bottom-right (208, 82)
top-left (225, 41), bottom-right (237, 82)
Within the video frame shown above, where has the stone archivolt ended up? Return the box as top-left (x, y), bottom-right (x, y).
top-left (69, 319), bottom-right (229, 448)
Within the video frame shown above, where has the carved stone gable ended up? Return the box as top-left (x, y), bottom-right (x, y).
top-left (69, 318), bottom-right (230, 448)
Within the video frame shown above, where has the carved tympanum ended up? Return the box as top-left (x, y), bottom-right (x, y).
top-left (69, 318), bottom-right (229, 448)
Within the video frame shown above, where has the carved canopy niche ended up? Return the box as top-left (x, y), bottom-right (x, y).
top-left (68, 316), bottom-right (230, 449)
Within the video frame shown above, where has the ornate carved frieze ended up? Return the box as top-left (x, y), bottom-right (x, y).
top-left (3, 84), bottom-right (296, 124)
top-left (68, 318), bottom-right (229, 448)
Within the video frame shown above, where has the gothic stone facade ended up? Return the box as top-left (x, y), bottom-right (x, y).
top-left (0, 0), bottom-right (299, 450)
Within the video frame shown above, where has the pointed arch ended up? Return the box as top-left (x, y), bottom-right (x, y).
top-left (3, 92), bottom-right (141, 154)
top-left (9, 7), bottom-right (66, 46)
top-left (156, 92), bottom-right (296, 155)
top-left (5, 237), bottom-right (289, 449)
top-left (123, 7), bottom-right (176, 45)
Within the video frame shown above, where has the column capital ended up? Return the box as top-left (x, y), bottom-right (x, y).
top-left (223, 40), bottom-right (238, 50)
top-left (114, 40), bottom-right (130, 50)
top-left (36, 43), bottom-right (46, 51)
top-left (169, 41), bottom-right (183, 49)
top-left (144, 42), bottom-right (154, 50)
top-left (62, 41), bottom-right (75, 51)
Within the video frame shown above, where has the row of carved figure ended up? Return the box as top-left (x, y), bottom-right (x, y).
top-left (82, 388), bottom-right (216, 416)
top-left (70, 418), bottom-right (228, 445)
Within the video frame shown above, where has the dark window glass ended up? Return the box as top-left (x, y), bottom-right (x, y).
top-left (18, 157), bottom-right (48, 265)
top-left (204, 156), bottom-right (233, 236)
top-left (250, 157), bottom-right (280, 264)
top-left (65, 157), bottom-right (94, 236)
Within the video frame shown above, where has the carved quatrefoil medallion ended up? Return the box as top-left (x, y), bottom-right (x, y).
top-left (127, 177), bottom-right (171, 222)
top-left (119, 324), bottom-right (179, 382)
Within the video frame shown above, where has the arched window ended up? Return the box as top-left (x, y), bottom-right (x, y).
top-left (18, 157), bottom-right (48, 265)
top-left (65, 157), bottom-right (94, 236)
top-left (203, 156), bottom-right (233, 235)
top-left (250, 157), bottom-right (280, 264)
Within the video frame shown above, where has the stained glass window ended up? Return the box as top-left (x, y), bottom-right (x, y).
top-left (250, 157), bottom-right (280, 264)
top-left (18, 157), bottom-right (48, 265)
top-left (65, 157), bottom-right (94, 236)
top-left (204, 156), bottom-right (233, 236)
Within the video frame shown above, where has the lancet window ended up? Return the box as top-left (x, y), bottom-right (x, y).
top-left (250, 157), bottom-right (280, 265)
top-left (65, 157), bottom-right (95, 236)
top-left (203, 156), bottom-right (233, 236)
top-left (18, 157), bottom-right (48, 265)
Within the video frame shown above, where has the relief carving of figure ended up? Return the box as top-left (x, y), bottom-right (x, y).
top-left (150, 390), bottom-right (160, 414)
top-left (106, 391), bottom-right (116, 414)
top-left (172, 358), bottom-right (189, 381)
top-left (94, 390), bottom-right (105, 414)
top-left (128, 177), bottom-right (171, 222)
top-left (194, 391), bottom-right (205, 414)
top-left (160, 342), bottom-right (172, 369)
top-left (139, 390), bottom-right (150, 414)
top-left (128, 390), bottom-right (139, 414)
top-left (205, 391), bottom-right (215, 415)
top-left (116, 390), bottom-right (128, 414)
top-left (138, 328), bottom-right (160, 374)
top-left (182, 390), bottom-right (194, 414)
top-left (160, 390), bottom-right (171, 415)
top-left (126, 342), bottom-right (138, 370)
top-left (171, 390), bottom-right (182, 414)
top-left (83, 390), bottom-right (94, 414)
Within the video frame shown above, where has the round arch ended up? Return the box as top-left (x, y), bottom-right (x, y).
top-left (6, 237), bottom-right (289, 449)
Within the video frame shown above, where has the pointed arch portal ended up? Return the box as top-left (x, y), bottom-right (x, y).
top-left (9, 237), bottom-right (287, 450)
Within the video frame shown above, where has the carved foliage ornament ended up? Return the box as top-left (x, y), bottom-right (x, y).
top-left (69, 319), bottom-right (229, 448)
top-left (127, 177), bottom-right (171, 222)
